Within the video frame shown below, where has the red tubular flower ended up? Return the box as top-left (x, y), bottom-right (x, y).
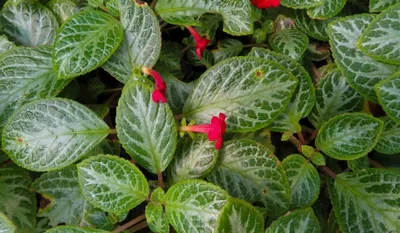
top-left (180, 113), bottom-right (227, 149)
top-left (251, 0), bottom-right (280, 8)
top-left (142, 67), bottom-right (167, 103)
top-left (185, 26), bottom-right (210, 59)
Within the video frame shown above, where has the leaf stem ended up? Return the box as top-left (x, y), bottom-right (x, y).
top-left (109, 129), bottom-right (118, 135)
top-left (150, 0), bottom-right (157, 9)
top-left (174, 114), bottom-right (184, 120)
top-left (309, 130), bottom-right (319, 142)
top-left (112, 214), bottom-right (146, 233)
top-left (319, 166), bottom-right (337, 179)
top-left (289, 136), bottom-right (303, 153)
top-left (243, 43), bottom-right (269, 48)
top-left (158, 171), bottom-right (164, 189)
top-left (128, 221), bottom-right (148, 233)
top-left (297, 132), bottom-right (306, 144)
top-left (102, 87), bottom-right (123, 93)
top-left (369, 158), bottom-right (384, 168)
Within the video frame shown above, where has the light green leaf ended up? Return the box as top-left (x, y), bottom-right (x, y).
top-left (150, 187), bottom-right (165, 203)
top-left (0, 212), bottom-right (16, 233)
top-left (155, 0), bottom-right (253, 36)
top-left (183, 57), bottom-right (298, 132)
top-left (53, 10), bottom-right (123, 79)
top-left (103, 0), bottom-right (161, 83)
top-left (269, 29), bottom-right (309, 61)
top-left (281, 0), bottom-right (322, 9)
top-left (0, 2), bottom-right (59, 46)
top-left (265, 208), bottom-right (320, 233)
top-left (0, 36), bottom-right (15, 54)
top-left (31, 166), bottom-right (95, 227)
top-left (307, 0), bottom-right (346, 19)
top-left (146, 203), bottom-right (169, 233)
top-left (282, 154), bottom-right (320, 209)
top-left (0, 46), bottom-right (69, 135)
top-left (212, 39), bottom-right (243, 63)
top-left (328, 14), bottom-right (399, 102)
top-left (375, 72), bottom-right (400, 122)
top-left (2, 98), bottom-right (110, 171)
top-left (248, 48), bottom-right (315, 133)
top-left (0, 168), bottom-right (36, 232)
top-left (358, 3), bottom-right (400, 65)
top-left (332, 169), bottom-right (400, 233)
top-left (216, 198), bottom-right (264, 233)
top-left (308, 67), bottom-right (364, 129)
top-left (116, 82), bottom-right (177, 174)
top-left (374, 116), bottom-right (400, 154)
top-left (77, 155), bottom-right (149, 214)
top-left (168, 135), bottom-right (218, 185)
top-left (165, 180), bottom-right (228, 233)
top-left (46, 0), bottom-right (78, 24)
top-left (370, 0), bottom-right (400, 12)
top-left (207, 139), bottom-right (290, 216)
top-left (293, 9), bottom-right (331, 41)
top-left (46, 226), bottom-right (109, 233)
top-left (316, 113), bottom-right (383, 160)
top-left (347, 155), bottom-right (369, 171)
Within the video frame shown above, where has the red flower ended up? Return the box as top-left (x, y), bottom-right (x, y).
top-left (251, 0), bottom-right (280, 8)
top-left (180, 113), bottom-right (227, 149)
top-left (142, 67), bottom-right (167, 103)
top-left (185, 26), bottom-right (210, 59)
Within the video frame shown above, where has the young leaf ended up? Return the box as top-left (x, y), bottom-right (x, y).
top-left (103, 0), bottom-right (161, 83)
top-left (2, 98), bottom-right (110, 171)
top-left (212, 39), bottom-right (243, 63)
top-left (145, 203), bottom-right (169, 233)
top-left (150, 187), bottom-right (165, 203)
top-left (31, 166), bottom-right (95, 227)
top-left (0, 2), bottom-right (59, 46)
top-left (370, 0), bottom-right (399, 12)
top-left (316, 113), bottom-right (383, 160)
top-left (207, 139), bottom-right (290, 216)
top-left (155, 0), bottom-right (253, 36)
top-left (216, 198), bottom-right (264, 233)
top-left (307, 0), bottom-right (346, 19)
top-left (116, 82), bottom-right (177, 174)
top-left (248, 48), bottom-right (315, 133)
top-left (375, 72), bottom-right (400, 122)
top-left (165, 180), bottom-right (228, 233)
top-left (168, 135), bottom-right (218, 185)
top-left (0, 35), bottom-right (15, 54)
top-left (265, 207), bottom-right (320, 233)
top-left (53, 10), bottom-right (123, 79)
top-left (347, 155), bottom-right (369, 171)
top-left (268, 29), bottom-right (309, 61)
top-left (293, 10), bottom-right (331, 41)
top-left (77, 155), bottom-right (149, 214)
top-left (46, 0), bottom-right (78, 24)
top-left (183, 57), bottom-right (298, 132)
top-left (0, 212), bottom-right (16, 233)
top-left (308, 67), bottom-right (364, 129)
top-left (331, 169), bottom-right (400, 232)
top-left (374, 116), bottom-right (400, 154)
top-left (328, 14), bottom-right (399, 103)
top-left (358, 3), bottom-right (400, 65)
top-left (46, 226), bottom-right (109, 233)
top-left (0, 168), bottom-right (36, 232)
top-left (282, 154), bottom-right (320, 209)
top-left (280, 0), bottom-right (322, 9)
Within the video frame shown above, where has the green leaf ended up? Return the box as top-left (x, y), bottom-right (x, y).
top-left (212, 39), bottom-right (243, 63)
top-left (146, 203), bottom-right (169, 233)
top-left (282, 154), bottom-right (320, 209)
top-left (269, 29), bottom-right (309, 61)
top-left (370, 0), bottom-right (400, 12)
top-left (196, 14), bottom-right (222, 40)
top-left (183, 57), bottom-right (298, 132)
top-left (89, 105), bottom-right (110, 119)
top-left (0, 35), bottom-right (15, 54)
top-left (186, 48), bottom-right (214, 68)
top-left (32, 218), bottom-right (51, 233)
top-left (307, 0), bottom-right (346, 19)
top-left (328, 14), bottom-right (399, 102)
top-left (103, 0), bottom-right (161, 83)
top-left (316, 113), bottom-right (383, 160)
top-left (375, 72), bottom-right (400, 122)
top-left (253, 20), bottom-right (274, 44)
top-left (207, 139), bottom-right (290, 216)
top-left (53, 10), bottom-right (123, 79)
top-left (87, 78), bottom-right (105, 99)
top-left (328, 209), bottom-right (341, 233)
top-left (85, 209), bottom-right (114, 231)
top-left (31, 166), bottom-right (94, 227)
top-left (0, 168), bottom-right (36, 232)
top-left (305, 43), bottom-right (331, 61)
top-left (58, 79), bottom-right (80, 100)
top-left (46, 0), bottom-right (78, 24)
top-left (293, 9), bottom-right (331, 41)
top-left (46, 226), bottom-right (109, 233)
top-left (0, 212), bottom-right (16, 233)
top-left (77, 155), bottom-right (149, 214)
top-left (168, 135), bottom-right (218, 185)
top-left (155, 0), bottom-right (253, 36)
top-left (248, 48), bottom-right (315, 133)
top-left (347, 155), bottom-right (369, 171)
top-left (281, 0), bottom-right (322, 9)
top-left (374, 116), bottom-right (400, 154)
top-left (2, 98), bottom-right (109, 171)
top-left (150, 187), bottom-right (165, 203)
top-left (156, 40), bottom-right (184, 72)
top-left (165, 180), bottom-right (228, 233)
top-left (0, 2), bottom-right (59, 46)
top-left (265, 207), bottom-right (320, 233)
top-left (0, 46), bottom-right (70, 135)
top-left (308, 67), bottom-right (364, 129)
top-left (358, 3), bottom-right (400, 65)
top-left (216, 198), bottom-right (264, 233)
top-left (116, 82), bottom-right (177, 174)
top-left (331, 169), bottom-right (400, 233)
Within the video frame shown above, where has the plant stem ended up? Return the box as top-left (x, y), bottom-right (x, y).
top-left (104, 91), bottom-right (120, 106)
top-left (102, 87), bottom-right (123, 93)
top-left (297, 132), bottom-right (306, 144)
top-left (163, 25), bottom-right (180, 31)
top-left (369, 158), bottom-right (384, 168)
top-left (174, 114), bottom-right (183, 120)
top-left (112, 214), bottom-right (146, 233)
top-left (150, 0), bottom-right (157, 9)
top-left (128, 221), bottom-right (148, 233)
top-left (243, 43), bottom-right (269, 48)
top-left (158, 171), bottom-right (164, 189)
top-left (319, 166), bottom-right (337, 179)
top-left (109, 129), bottom-right (118, 135)
top-left (289, 136), bottom-right (303, 153)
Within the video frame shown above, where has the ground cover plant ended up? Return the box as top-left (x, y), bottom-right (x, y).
top-left (0, 0), bottom-right (400, 232)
